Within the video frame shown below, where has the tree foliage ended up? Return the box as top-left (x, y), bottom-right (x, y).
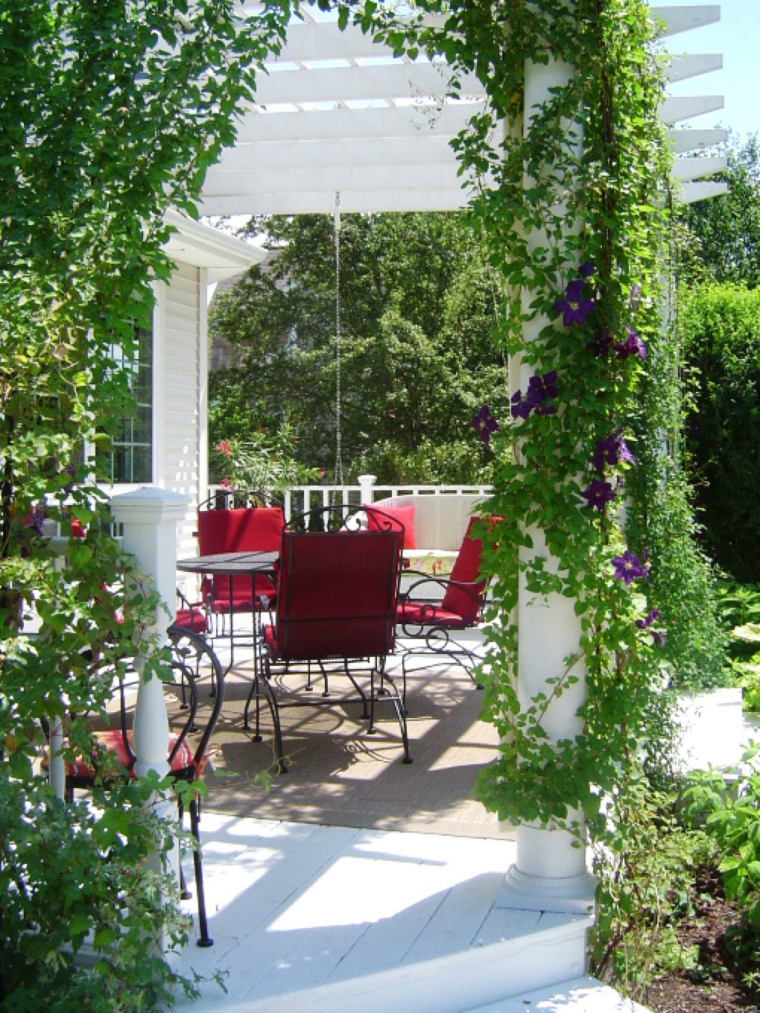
top-left (680, 282), bottom-right (760, 583)
top-left (677, 133), bottom-right (760, 288)
top-left (0, 1), bottom-right (291, 1004)
top-left (209, 212), bottom-right (509, 482)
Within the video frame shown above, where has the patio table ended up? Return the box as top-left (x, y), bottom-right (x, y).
top-left (176, 549), bottom-right (278, 674)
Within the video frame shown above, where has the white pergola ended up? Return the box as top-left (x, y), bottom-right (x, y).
top-left (198, 3), bottom-right (727, 217)
top-left (185, 1), bottom-right (730, 918)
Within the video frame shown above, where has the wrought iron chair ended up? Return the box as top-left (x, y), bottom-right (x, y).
top-left (64, 627), bottom-right (225, 947)
top-left (396, 515), bottom-right (491, 691)
top-left (244, 504), bottom-right (411, 770)
top-left (196, 490), bottom-right (284, 650)
top-left (173, 587), bottom-right (210, 635)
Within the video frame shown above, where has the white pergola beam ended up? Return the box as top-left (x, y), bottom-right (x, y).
top-left (231, 101), bottom-right (486, 143)
top-left (270, 19), bottom-right (429, 63)
top-left (672, 154), bottom-right (727, 180)
top-left (669, 127), bottom-right (727, 153)
top-left (661, 93), bottom-right (724, 123)
top-left (199, 188), bottom-right (472, 216)
top-left (666, 52), bottom-right (722, 82)
top-left (213, 134), bottom-right (460, 170)
top-left (253, 61), bottom-right (481, 106)
top-left (653, 5), bottom-right (721, 36)
top-left (677, 180), bottom-right (729, 203)
top-left (202, 162), bottom-right (466, 197)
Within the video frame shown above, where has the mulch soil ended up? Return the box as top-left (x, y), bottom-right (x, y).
top-left (646, 866), bottom-right (760, 1013)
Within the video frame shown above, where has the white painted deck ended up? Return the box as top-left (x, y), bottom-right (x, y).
top-left (175, 814), bottom-right (597, 1012)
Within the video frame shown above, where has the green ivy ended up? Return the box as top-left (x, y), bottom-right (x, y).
top-left (358, 0), bottom-right (722, 837)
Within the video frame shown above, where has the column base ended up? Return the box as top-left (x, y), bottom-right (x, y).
top-left (495, 863), bottom-right (597, 915)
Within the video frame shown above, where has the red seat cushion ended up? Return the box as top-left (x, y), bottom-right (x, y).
top-left (67, 729), bottom-right (202, 781)
top-left (174, 607), bottom-right (209, 634)
top-left (365, 505), bottom-right (417, 550)
top-left (397, 601), bottom-right (472, 630)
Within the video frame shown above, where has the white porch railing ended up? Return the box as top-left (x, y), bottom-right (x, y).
top-left (208, 477), bottom-right (493, 523)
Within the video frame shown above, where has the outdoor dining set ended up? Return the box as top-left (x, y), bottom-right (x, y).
top-left (174, 495), bottom-right (491, 767)
top-left (63, 493), bottom-right (492, 946)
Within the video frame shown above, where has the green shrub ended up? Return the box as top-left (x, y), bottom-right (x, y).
top-left (681, 284), bottom-right (760, 583)
top-left (589, 772), bottom-right (716, 998)
top-left (682, 749), bottom-right (760, 981)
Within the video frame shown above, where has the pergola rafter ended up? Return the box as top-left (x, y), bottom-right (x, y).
top-left (199, 3), bottom-right (727, 217)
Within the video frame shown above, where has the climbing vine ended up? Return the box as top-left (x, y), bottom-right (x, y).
top-left (360, 0), bottom-right (706, 837)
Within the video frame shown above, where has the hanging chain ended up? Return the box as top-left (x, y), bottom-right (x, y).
top-left (334, 191), bottom-right (344, 484)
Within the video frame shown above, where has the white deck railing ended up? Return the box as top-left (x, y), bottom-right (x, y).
top-left (209, 477), bottom-right (493, 524)
top-left (207, 478), bottom-right (493, 551)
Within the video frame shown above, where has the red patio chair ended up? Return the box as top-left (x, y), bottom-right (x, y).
top-left (62, 627), bottom-right (225, 947)
top-left (196, 491), bottom-right (284, 645)
top-left (243, 504), bottom-right (411, 770)
top-left (173, 587), bottom-right (210, 635)
top-left (396, 515), bottom-right (492, 691)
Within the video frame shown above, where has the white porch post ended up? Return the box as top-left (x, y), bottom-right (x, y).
top-left (109, 487), bottom-right (190, 903)
top-left (359, 473), bottom-right (377, 503)
top-left (110, 487), bottom-right (189, 774)
top-left (498, 53), bottom-right (596, 915)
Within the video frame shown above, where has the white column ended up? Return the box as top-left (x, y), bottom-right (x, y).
top-left (497, 53), bottom-right (596, 915)
top-left (109, 486), bottom-right (190, 778)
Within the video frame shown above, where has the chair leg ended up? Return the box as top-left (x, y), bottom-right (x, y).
top-left (189, 796), bottom-right (213, 948)
top-left (243, 672), bottom-right (287, 773)
top-left (370, 663), bottom-right (412, 764)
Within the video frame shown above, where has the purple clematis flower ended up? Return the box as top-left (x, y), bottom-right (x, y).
top-left (635, 607), bottom-right (660, 629)
top-left (579, 261), bottom-right (595, 280)
top-left (472, 404), bottom-right (499, 444)
top-left (581, 478), bottom-right (616, 511)
top-left (651, 628), bottom-right (667, 647)
top-left (552, 278), bottom-right (596, 327)
top-left (615, 326), bottom-right (647, 361)
top-left (593, 432), bottom-right (636, 471)
top-left (587, 331), bottom-right (615, 357)
top-left (612, 550), bottom-right (649, 585)
top-left (512, 371), bottom-right (560, 419)
top-left (510, 390), bottom-right (532, 420)
top-left (527, 370), bottom-right (559, 414)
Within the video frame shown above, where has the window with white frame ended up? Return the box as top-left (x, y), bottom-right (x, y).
top-left (97, 324), bottom-right (153, 484)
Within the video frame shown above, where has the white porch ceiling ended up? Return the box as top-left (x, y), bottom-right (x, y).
top-left (198, 3), bottom-right (727, 216)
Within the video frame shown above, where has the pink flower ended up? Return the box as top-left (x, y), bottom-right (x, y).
top-left (216, 440), bottom-right (231, 457)
top-left (319, 469), bottom-right (326, 478)
top-left (220, 478), bottom-right (234, 490)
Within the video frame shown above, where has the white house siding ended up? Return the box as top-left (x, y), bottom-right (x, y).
top-left (156, 262), bottom-right (205, 562)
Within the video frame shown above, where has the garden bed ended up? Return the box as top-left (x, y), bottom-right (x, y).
top-left (647, 865), bottom-right (760, 1013)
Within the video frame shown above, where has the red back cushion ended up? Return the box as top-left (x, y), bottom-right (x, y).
top-left (274, 529), bottom-right (402, 659)
top-left (364, 505), bottom-right (417, 550)
top-left (441, 516), bottom-right (487, 622)
top-left (197, 507), bottom-right (284, 604)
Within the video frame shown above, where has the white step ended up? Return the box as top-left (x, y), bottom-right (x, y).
top-left (189, 913), bottom-right (592, 1013)
top-left (464, 974), bottom-right (651, 1011)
